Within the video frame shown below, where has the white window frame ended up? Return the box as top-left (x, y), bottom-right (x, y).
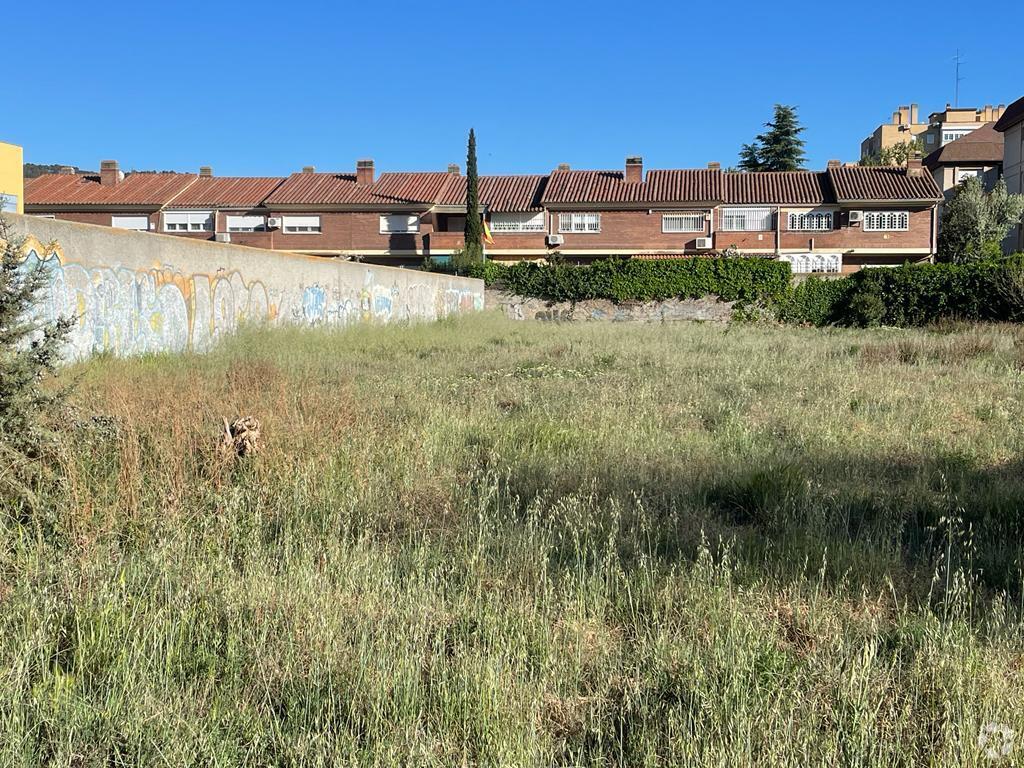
top-left (226, 215), bottom-right (267, 233)
top-left (787, 212), bottom-right (833, 232)
top-left (720, 207), bottom-right (773, 232)
top-left (111, 215), bottom-right (150, 231)
top-left (282, 215), bottom-right (322, 234)
top-left (662, 212), bottom-right (705, 233)
top-left (164, 210), bottom-right (213, 233)
top-left (490, 212), bottom-right (545, 233)
top-left (863, 211), bottom-right (910, 232)
top-left (783, 253), bottom-right (842, 274)
top-left (955, 168), bottom-right (982, 184)
top-left (558, 212), bottom-right (601, 233)
top-left (942, 129), bottom-right (973, 145)
top-left (379, 214), bottom-right (420, 234)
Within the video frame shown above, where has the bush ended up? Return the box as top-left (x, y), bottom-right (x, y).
top-left (773, 257), bottom-right (1024, 327)
top-left (498, 258), bottom-right (792, 304)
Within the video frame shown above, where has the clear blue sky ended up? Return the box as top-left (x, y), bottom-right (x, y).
top-left (5, 0), bottom-right (1020, 176)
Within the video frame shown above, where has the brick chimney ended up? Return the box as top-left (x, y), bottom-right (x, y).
top-left (99, 160), bottom-right (122, 187)
top-left (199, 166), bottom-right (213, 177)
top-left (625, 156), bottom-right (643, 184)
top-left (447, 163), bottom-right (460, 174)
top-left (827, 159), bottom-right (841, 168)
top-left (707, 161), bottom-right (721, 171)
top-left (557, 163), bottom-right (570, 171)
top-left (301, 165), bottom-right (316, 174)
top-left (356, 159), bottom-right (374, 185)
top-left (906, 158), bottom-right (924, 177)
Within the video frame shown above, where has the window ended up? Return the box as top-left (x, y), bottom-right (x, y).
top-left (558, 212), bottom-right (601, 233)
top-left (112, 215), bottom-right (149, 231)
top-left (490, 212), bottom-right (545, 233)
top-left (0, 193), bottom-right (17, 213)
top-left (380, 214), bottom-right (419, 234)
top-left (925, 134), bottom-right (936, 145)
top-left (787, 212), bottom-right (833, 231)
top-left (942, 129), bottom-right (973, 145)
top-left (783, 253), bottom-right (842, 274)
top-left (955, 168), bottom-right (982, 184)
top-left (164, 210), bottom-right (213, 232)
top-left (720, 207), bottom-right (773, 232)
top-left (863, 211), bottom-right (909, 231)
top-left (226, 215), bottom-right (266, 232)
top-left (282, 215), bottom-right (321, 233)
top-left (662, 212), bottom-right (705, 233)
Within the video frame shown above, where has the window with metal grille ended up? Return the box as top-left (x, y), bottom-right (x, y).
top-left (558, 213), bottom-right (601, 233)
top-left (662, 213), bottom-right (704, 233)
top-left (787, 212), bottom-right (833, 231)
top-left (720, 207), bottom-right (773, 232)
top-left (379, 214), bottom-right (419, 234)
top-left (863, 211), bottom-right (909, 231)
top-left (282, 215), bottom-right (322, 233)
top-left (226, 215), bottom-right (266, 232)
top-left (784, 253), bottom-right (842, 274)
top-left (164, 211), bottom-right (213, 232)
top-left (490, 212), bottom-right (545, 232)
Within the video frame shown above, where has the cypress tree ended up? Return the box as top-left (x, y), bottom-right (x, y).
top-left (464, 129), bottom-right (483, 262)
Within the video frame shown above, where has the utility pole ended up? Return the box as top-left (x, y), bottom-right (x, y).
top-left (953, 50), bottom-right (965, 107)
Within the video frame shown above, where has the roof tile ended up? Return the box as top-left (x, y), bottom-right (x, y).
top-left (25, 172), bottom-right (197, 206)
top-left (827, 166), bottom-right (941, 202)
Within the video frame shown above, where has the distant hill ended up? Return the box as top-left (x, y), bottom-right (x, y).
top-left (24, 164), bottom-right (175, 179)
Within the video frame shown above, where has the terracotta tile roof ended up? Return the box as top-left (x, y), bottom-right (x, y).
top-left (166, 176), bottom-right (286, 208)
top-left (438, 175), bottom-right (547, 212)
top-left (827, 165), bottom-right (942, 202)
top-left (540, 169), bottom-right (721, 205)
top-left (264, 171), bottom-right (462, 206)
top-left (25, 172), bottom-right (197, 206)
top-left (994, 95), bottom-right (1024, 132)
top-left (923, 123), bottom-right (1004, 169)
top-left (723, 171), bottom-right (833, 204)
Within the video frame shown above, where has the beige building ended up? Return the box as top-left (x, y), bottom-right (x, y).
top-left (923, 122), bottom-right (1003, 200)
top-left (994, 96), bottom-right (1024, 253)
top-left (861, 104), bottom-right (928, 160)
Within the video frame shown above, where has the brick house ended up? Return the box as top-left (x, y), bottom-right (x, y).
top-left (24, 156), bottom-right (941, 273)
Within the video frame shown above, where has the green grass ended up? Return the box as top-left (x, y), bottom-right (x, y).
top-left (3, 314), bottom-right (1024, 766)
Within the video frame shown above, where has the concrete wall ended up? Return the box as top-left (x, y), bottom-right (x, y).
top-left (6, 213), bottom-right (484, 361)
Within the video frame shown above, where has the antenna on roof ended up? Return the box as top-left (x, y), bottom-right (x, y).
top-left (953, 49), bottom-right (965, 108)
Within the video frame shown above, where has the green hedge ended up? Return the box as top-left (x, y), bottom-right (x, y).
top-left (489, 258), bottom-right (792, 304)
top-left (777, 257), bottom-right (1024, 327)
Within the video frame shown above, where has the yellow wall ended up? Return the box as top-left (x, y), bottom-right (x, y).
top-left (0, 141), bottom-right (25, 214)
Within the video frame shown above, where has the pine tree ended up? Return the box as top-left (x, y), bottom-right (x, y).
top-left (737, 105), bottom-right (807, 171)
top-left (938, 177), bottom-right (1024, 262)
top-left (463, 129), bottom-right (483, 264)
top-left (0, 216), bottom-right (73, 502)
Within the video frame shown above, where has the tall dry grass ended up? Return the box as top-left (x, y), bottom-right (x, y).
top-left (1, 315), bottom-right (1023, 766)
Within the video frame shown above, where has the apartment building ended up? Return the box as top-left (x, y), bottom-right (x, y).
top-left (861, 103), bottom-right (1006, 161)
top-left (994, 96), bottom-right (1024, 253)
top-left (0, 141), bottom-right (25, 213)
top-left (25, 156), bottom-right (942, 273)
top-left (861, 104), bottom-right (928, 160)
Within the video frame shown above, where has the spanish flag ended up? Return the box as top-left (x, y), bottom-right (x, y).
top-left (482, 217), bottom-right (495, 246)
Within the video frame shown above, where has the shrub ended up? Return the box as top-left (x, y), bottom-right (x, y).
top-left (774, 277), bottom-right (853, 326)
top-left (499, 258), bottom-right (791, 304)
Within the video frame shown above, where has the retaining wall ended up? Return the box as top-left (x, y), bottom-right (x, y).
top-left (6, 214), bottom-right (484, 361)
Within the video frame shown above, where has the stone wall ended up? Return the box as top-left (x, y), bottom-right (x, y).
top-left (6, 214), bottom-right (483, 361)
top-left (486, 290), bottom-right (733, 323)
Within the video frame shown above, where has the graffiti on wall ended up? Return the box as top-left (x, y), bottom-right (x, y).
top-left (19, 238), bottom-right (484, 361)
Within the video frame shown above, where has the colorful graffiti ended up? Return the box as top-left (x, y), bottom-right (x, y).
top-left (18, 238), bottom-right (484, 361)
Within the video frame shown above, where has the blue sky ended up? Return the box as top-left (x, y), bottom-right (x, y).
top-left (5, 0), bottom-right (1020, 176)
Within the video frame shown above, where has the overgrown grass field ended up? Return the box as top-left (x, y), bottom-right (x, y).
top-left (4, 315), bottom-right (1024, 766)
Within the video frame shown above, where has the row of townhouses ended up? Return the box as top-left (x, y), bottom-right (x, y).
top-left (24, 155), bottom-right (944, 274)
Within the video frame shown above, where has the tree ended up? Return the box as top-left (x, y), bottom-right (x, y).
top-left (0, 216), bottom-right (73, 502)
top-left (737, 105), bottom-right (806, 171)
top-left (862, 139), bottom-right (924, 168)
top-left (938, 177), bottom-right (1024, 263)
top-left (463, 128), bottom-right (483, 263)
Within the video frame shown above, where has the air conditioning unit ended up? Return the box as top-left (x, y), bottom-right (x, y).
top-left (267, 217), bottom-right (282, 229)
top-left (546, 234), bottom-right (564, 246)
top-left (849, 211), bottom-right (864, 224)
top-left (695, 237), bottom-right (713, 250)
top-left (215, 233), bottom-right (231, 243)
